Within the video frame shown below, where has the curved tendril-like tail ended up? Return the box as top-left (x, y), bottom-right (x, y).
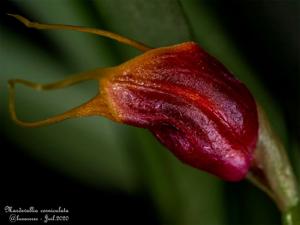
top-left (7, 14), bottom-right (152, 52)
top-left (8, 68), bottom-right (113, 128)
top-left (7, 13), bottom-right (151, 127)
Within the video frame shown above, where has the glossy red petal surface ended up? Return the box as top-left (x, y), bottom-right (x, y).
top-left (102, 42), bottom-right (258, 181)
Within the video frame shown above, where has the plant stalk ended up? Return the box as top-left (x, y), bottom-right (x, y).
top-left (248, 105), bottom-right (299, 224)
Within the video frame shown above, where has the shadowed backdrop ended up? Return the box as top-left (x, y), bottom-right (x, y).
top-left (0, 0), bottom-right (299, 224)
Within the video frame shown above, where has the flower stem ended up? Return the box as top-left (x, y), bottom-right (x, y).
top-left (248, 105), bottom-right (299, 224)
top-left (282, 204), bottom-right (300, 225)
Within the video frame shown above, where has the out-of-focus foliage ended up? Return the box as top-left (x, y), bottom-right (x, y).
top-left (1, 0), bottom-right (298, 224)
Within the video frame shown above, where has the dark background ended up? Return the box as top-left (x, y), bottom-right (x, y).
top-left (0, 0), bottom-right (299, 224)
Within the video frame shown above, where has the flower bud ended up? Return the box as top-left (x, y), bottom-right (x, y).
top-left (7, 14), bottom-right (259, 181)
top-left (101, 42), bottom-right (259, 181)
top-left (9, 15), bottom-right (298, 215)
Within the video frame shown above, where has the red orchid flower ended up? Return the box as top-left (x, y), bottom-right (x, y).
top-left (8, 14), bottom-right (258, 182)
top-left (7, 14), bottom-right (299, 221)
